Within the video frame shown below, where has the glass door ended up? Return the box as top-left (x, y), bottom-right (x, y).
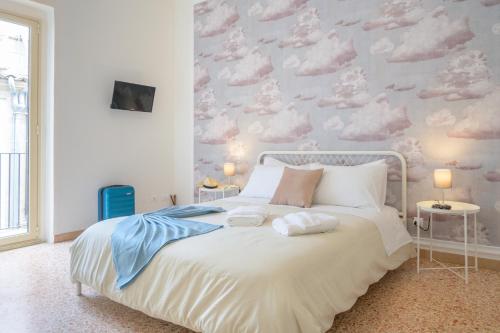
top-left (0, 12), bottom-right (39, 248)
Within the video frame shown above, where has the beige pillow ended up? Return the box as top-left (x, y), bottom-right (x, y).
top-left (270, 167), bottom-right (324, 208)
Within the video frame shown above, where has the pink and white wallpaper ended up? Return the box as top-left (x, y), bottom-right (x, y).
top-left (194, 0), bottom-right (500, 246)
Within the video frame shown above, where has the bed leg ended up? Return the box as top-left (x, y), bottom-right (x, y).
top-left (75, 281), bottom-right (82, 296)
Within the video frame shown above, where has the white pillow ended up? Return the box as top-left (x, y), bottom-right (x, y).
top-left (313, 160), bottom-right (388, 210)
top-left (239, 165), bottom-right (284, 199)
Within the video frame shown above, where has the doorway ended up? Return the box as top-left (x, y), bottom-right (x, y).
top-left (0, 11), bottom-right (39, 248)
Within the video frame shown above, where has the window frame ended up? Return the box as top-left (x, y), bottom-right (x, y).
top-left (0, 10), bottom-right (40, 249)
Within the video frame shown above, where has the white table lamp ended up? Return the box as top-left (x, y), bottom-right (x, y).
top-left (224, 162), bottom-right (236, 185)
top-left (433, 169), bottom-right (452, 204)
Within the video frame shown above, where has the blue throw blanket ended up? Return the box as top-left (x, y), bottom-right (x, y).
top-left (111, 205), bottom-right (225, 289)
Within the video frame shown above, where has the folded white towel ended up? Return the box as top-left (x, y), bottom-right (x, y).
top-left (272, 212), bottom-right (339, 236)
top-left (226, 206), bottom-right (268, 227)
top-left (227, 206), bottom-right (267, 217)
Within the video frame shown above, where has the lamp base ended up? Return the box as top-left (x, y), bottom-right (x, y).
top-left (432, 189), bottom-right (451, 209)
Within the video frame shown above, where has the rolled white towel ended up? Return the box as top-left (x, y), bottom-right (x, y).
top-left (272, 212), bottom-right (339, 236)
top-left (226, 206), bottom-right (268, 227)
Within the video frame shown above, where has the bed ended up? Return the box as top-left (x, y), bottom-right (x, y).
top-left (70, 151), bottom-right (414, 333)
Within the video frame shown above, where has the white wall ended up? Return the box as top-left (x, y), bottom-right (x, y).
top-left (172, 0), bottom-right (195, 205)
top-left (49, 0), bottom-right (176, 235)
top-left (1, 0), bottom-right (184, 238)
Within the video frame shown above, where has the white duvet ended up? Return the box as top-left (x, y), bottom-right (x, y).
top-left (70, 197), bottom-right (413, 333)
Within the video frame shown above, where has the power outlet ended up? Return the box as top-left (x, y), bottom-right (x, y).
top-left (413, 217), bottom-right (424, 227)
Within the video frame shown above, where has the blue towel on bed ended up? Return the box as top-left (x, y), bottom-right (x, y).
top-left (111, 205), bottom-right (225, 289)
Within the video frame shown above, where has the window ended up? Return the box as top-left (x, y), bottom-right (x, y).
top-left (0, 11), bottom-right (39, 248)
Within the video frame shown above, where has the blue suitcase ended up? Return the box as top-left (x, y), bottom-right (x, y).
top-left (98, 185), bottom-right (135, 221)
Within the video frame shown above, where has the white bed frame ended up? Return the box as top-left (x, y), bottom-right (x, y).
top-left (75, 150), bottom-right (407, 296)
top-left (257, 150), bottom-right (407, 222)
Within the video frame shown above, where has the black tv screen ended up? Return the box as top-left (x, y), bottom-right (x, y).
top-left (111, 81), bottom-right (156, 112)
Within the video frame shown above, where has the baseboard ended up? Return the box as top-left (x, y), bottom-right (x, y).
top-left (54, 230), bottom-right (83, 243)
top-left (413, 237), bottom-right (500, 260)
top-left (413, 237), bottom-right (500, 271)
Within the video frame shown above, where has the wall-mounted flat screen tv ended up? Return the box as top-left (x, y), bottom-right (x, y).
top-left (111, 81), bottom-right (156, 112)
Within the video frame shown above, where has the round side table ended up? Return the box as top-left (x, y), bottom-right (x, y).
top-left (198, 185), bottom-right (239, 203)
top-left (416, 201), bottom-right (480, 283)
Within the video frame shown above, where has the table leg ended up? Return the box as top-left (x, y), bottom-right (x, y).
top-left (198, 188), bottom-right (201, 204)
top-left (417, 207), bottom-right (420, 274)
top-left (464, 212), bottom-right (468, 284)
top-left (474, 213), bottom-right (478, 272)
top-left (75, 282), bottom-right (82, 296)
top-left (430, 213), bottom-right (433, 262)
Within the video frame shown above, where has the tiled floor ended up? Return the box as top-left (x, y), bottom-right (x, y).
top-left (0, 242), bottom-right (499, 333)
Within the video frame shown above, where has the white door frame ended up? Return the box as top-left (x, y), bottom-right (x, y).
top-left (0, 11), bottom-right (40, 249)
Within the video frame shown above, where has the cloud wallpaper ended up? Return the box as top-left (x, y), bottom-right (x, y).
top-left (194, 0), bottom-right (500, 246)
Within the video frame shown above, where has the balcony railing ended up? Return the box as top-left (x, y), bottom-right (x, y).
top-left (0, 152), bottom-right (28, 234)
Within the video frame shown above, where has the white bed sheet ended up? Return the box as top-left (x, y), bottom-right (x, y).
top-left (70, 197), bottom-right (413, 333)
top-left (231, 195), bottom-right (413, 255)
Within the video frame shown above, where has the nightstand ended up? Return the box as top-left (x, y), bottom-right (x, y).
top-left (198, 185), bottom-right (239, 203)
top-left (416, 201), bottom-right (480, 283)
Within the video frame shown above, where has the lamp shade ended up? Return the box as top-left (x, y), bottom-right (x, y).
top-left (224, 162), bottom-right (236, 177)
top-left (433, 169), bottom-right (452, 189)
